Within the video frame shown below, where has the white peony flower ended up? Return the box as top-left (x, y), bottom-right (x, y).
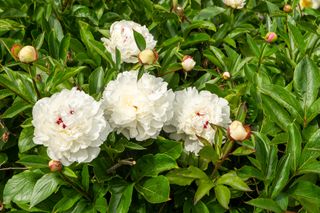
top-left (181, 56), bottom-right (196, 72)
top-left (223, 0), bottom-right (246, 9)
top-left (101, 20), bottom-right (157, 63)
top-left (299, 0), bottom-right (320, 9)
top-left (32, 88), bottom-right (111, 166)
top-left (102, 71), bottom-right (174, 141)
top-left (164, 87), bottom-right (231, 154)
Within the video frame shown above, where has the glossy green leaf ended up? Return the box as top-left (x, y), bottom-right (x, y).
top-left (30, 173), bottom-right (61, 207)
top-left (246, 198), bottom-right (283, 213)
top-left (166, 166), bottom-right (207, 186)
top-left (18, 127), bottom-right (36, 153)
top-left (286, 123), bottom-right (302, 172)
top-left (135, 176), bottom-right (170, 203)
top-left (156, 137), bottom-right (182, 160)
top-left (133, 30), bottom-right (146, 51)
top-left (271, 154), bottom-right (291, 198)
top-left (89, 66), bottom-right (104, 95)
top-left (216, 172), bottom-right (251, 191)
top-left (214, 185), bottom-right (230, 209)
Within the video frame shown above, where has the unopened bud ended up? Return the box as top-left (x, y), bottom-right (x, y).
top-left (10, 44), bottom-right (22, 60)
top-left (1, 132), bottom-right (9, 142)
top-left (222, 72), bottom-right (231, 80)
top-left (265, 32), bottom-right (277, 43)
top-left (138, 49), bottom-right (158, 65)
top-left (228, 120), bottom-right (251, 141)
top-left (182, 55), bottom-right (196, 72)
top-left (48, 160), bottom-right (62, 172)
top-left (18, 45), bottom-right (38, 63)
top-left (283, 4), bottom-right (293, 12)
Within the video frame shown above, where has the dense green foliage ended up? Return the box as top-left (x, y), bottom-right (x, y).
top-left (0, 0), bottom-right (320, 212)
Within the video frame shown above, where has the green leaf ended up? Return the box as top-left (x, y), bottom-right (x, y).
top-left (166, 166), bottom-right (207, 186)
top-left (259, 84), bottom-right (304, 124)
top-left (193, 6), bottom-right (225, 20)
top-left (246, 198), bottom-right (283, 213)
top-left (18, 127), bottom-right (36, 153)
top-left (135, 176), bottom-right (170, 203)
top-left (199, 146), bottom-right (219, 163)
top-left (286, 123), bottom-right (302, 172)
top-left (3, 171), bottom-right (41, 204)
top-left (88, 39), bottom-right (115, 67)
top-left (156, 137), bottom-right (182, 160)
top-left (1, 98), bottom-right (32, 119)
top-left (89, 66), bottom-right (105, 95)
top-left (216, 172), bottom-right (251, 191)
top-left (194, 179), bottom-right (214, 204)
top-left (271, 154), bottom-right (291, 198)
top-left (131, 153), bottom-right (178, 180)
top-left (81, 164), bottom-right (89, 192)
top-left (30, 173), bottom-right (61, 207)
top-left (109, 179), bottom-right (134, 213)
top-left (53, 190), bottom-right (81, 212)
top-left (289, 181), bottom-right (320, 205)
top-left (17, 155), bottom-right (48, 168)
top-left (214, 185), bottom-right (230, 209)
top-left (299, 129), bottom-right (320, 168)
top-left (124, 141), bottom-right (146, 150)
top-left (246, 34), bottom-right (260, 57)
top-left (298, 160), bottom-right (320, 175)
top-left (261, 94), bottom-right (292, 130)
top-left (59, 33), bottom-right (71, 61)
top-left (95, 196), bottom-right (108, 213)
top-left (293, 57), bottom-right (320, 111)
top-left (288, 23), bottom-right (306, 55)
top-left (232, 146), bottom-right (255, 156)
top-left (133, 30), bottom-right (146, 51)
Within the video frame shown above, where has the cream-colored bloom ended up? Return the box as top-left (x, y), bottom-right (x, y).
top-left (102, 71), bottom-right (174, 141)
top-left (299, 0), bottom-right (320, 9)
top-left (164, 87), bottom-right (231, 154)
top-left (138, 49), bottom-right (157, 65)
top-left (32, 88), bottom-right (111, 166)
top-left (181, 56), bottom-right (196, 72)
top-left (101, 20), bottom-right (157, 63)
top-left (223, 0), bottom-right (246, 9)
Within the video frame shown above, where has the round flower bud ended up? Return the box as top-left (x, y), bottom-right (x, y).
top-left (264, 32), bottom-right (278, 43)
top-left (283, 4), bottom-right (293, 12)
top-left (182, 56), bottom-right (196, 72)
top-left (228, 120), bottom-right (251, 141)
top-left (222, 72), bottom-right (231, 80)
top-left (48, 160), bottom-right (62, 172)
top-left (138, 49), bottom-right (158, 65)
top-left (10, 44), bottom-right (22, 60)
top-left (18, 45), bottom-right (38, 63)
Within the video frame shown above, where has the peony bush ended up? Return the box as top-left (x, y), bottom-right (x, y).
top-left (0, 0), bottom-right (320, 212)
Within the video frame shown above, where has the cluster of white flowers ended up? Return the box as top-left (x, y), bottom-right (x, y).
top-left (164, 88), bottom-right (231, 154)
top-left (101, 20), bottom-right (157, 63)
top-left (32, 20), bottom-right (232, 165)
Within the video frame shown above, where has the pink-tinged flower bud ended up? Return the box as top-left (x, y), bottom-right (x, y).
top-left (283, 4), bottom-right (293, 12)
top-left (138, 49), bottom-right (158, 65)
top-left (18, 45), bottom-right (38, 63)
top-left (265, 32), bottom-right (278, 43)
top-left (48, 160), bottom-right (62, 172)
top-left (1, 132), bottom-right (9, 142)
top-left (181, 56), bottom-right (196, 72)
top-left (222, 72), bottom-right (231, 80)
top-left (228, 120), bottom-right (251, 141)
top-left (10, 44), bottom-right (22, 60)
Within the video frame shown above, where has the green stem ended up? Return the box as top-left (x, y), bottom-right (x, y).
top-left (27, 65), bottom-right (41, 99)
top-left (106, 158), bottom-right (136, 174)
top-left (59, 172), bottom-right (92, 201)
top-left (211, 140), bottom-right (234, 178)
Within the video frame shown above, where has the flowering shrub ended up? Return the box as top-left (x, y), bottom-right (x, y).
top-left (0, 0), bottom-right (320, 212)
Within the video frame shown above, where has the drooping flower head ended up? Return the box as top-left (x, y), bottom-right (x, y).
top-left (223, 0), bottom-right (246, 9)
top-left (32, 88), bottom-right (111, 166)
top-left (164, 87), bottom-right (231, 154)
top-left (102, 71), bottom-right (174, 141)
top-left (101, 20), bottom-right (157, 63)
